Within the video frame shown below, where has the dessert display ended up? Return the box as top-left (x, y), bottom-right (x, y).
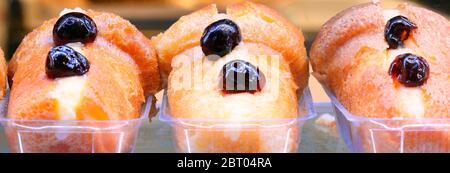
top-left (310, 2), bottom-right (450, 152)
top-left (1, 1), bottom-right (448, 154)
top-left (3, 8), bottom-right (161, 153)
top-left (152, 2), bottom-right (313, 153)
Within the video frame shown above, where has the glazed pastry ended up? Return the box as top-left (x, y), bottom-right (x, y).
top-left (152, 2), bottom-right (308, 152)
top-left (6, 9), bottom-right (160, 152)
top-left (311, 3), bottom-right (450, 152)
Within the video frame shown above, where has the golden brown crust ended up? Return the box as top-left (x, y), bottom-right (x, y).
top-left (226, 2), bottom-right (308, 89)
top-left (88, 11), bottom-right (161, 95)
top-left (9, 10), bottom-right (161, 96)
top-left (152, 1), bottom-right (308, 89)
top-left (7, 10), bottom-right (159, 120)
top-left (153, 2), bottom-right (308, 152)
top-left (167, 43), bottom-right (299, 120)
top-left (310, 3), bottom-right (450, 118)
top-left (310, 3), bottom-right (384, 75)
top-left (151, 4), bottom-right (218, 87)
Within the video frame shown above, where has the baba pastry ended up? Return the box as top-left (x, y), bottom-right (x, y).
top-left (5, 9), bottom-right (161, 152)
top-left (152, 2), bottom-right (308, 152)
top-left (311, 3), bottom-right (450, 152)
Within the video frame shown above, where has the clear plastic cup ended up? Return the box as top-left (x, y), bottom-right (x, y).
top-left (159, 88), bottom-right (316, 153)
top-left (323, 87), bottom-right (450, 153)
top-left (0, 93), bottom-right (153, 153)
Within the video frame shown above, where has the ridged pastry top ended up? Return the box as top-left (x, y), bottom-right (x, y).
top-left (152, 2), bottom-right (308, 121)
top-left (311, 3), bottom-right (450, 118)
top-left (9, 10), bottom-right (161, 96)
top-left (152, 2), bottom-right (308, 90)
top-left (7, 10), bottom-right (160, 120)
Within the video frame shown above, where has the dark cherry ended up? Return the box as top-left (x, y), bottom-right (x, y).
top-left (201, 19), bottom-right (241, 57)
top-left (221, 60), bottom-right (265, 94)
top-left (389, 53), bottom-right (429, 87)
top-left (53, 12), bottom-right (97, 45)
top-left (46, 45), bottom-right (90, 78)
top-left (384, 15), bottom-right (417, 49)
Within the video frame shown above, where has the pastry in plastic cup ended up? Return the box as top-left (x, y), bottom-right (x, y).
top-left (160, 88), bottom-right (316, 153)
top-left (1, 96), bottom-right (153, 153)
top-left (152, 2), bottom-right (311, 153)
top-left (311, 2), bottom-right (450, 152)
top-left (325, 87), bottom-right (450, 153)
top-left (1, 92), bottom-right (155, 153)
top-left (4, 9), bottom-right (161, 153)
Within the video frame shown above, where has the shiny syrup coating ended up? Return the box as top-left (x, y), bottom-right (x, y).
top-left (201, 19), bottom-right (241, 57)
top-left (384, 15), bottom-right (417, 49)
top-left (389, 53), bottom-right (429, 87)
top-left (46, 45), bottom-right (90, 78)
top-left (53, 12), bottom-right (97, 45)
top-left (221, 60), bottom-right (265, 94)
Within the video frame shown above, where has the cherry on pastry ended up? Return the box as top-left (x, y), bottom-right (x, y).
top-left (389, 53), bottom-right (429, 87)
top-left (53, 12), bottom-right (98, 45)
top-left (384, 15), bottom-right (417, 49)
top-left (201, 19), bottom-right (241, 57)
top-left (46, 45), bottom-right (90, 78)
top-left (221, 60), bottom-right (265, 94)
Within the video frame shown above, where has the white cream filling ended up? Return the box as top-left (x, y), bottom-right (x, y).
top-left (49, 43), bottom-right (87, 120)
top-left (219, 42), bottom-right (251, 64)
top-left (49, 76), bottom-right (87, 120)
top-left (59, 8), bottom-right (86, 16)
top-left (382, 10), bottom-right (425, 118)
top-left (385, 48), bottom-right (414, 66)
top-left (395, 87), bottom-right (425, 118)
top-left (49, 10), bottom-right (88, 121)
top-left (66, 42), bottom-right (84, 54)
top-left (387, 49), bottom-right (425, 118)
